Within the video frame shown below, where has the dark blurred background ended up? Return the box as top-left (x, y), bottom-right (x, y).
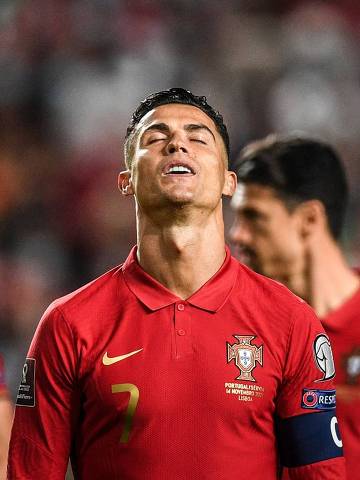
top-left (1, 0), bottom-right (360, 399)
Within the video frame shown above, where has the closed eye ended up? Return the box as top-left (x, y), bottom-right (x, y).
top-left (147, 136), bottom-right (167, 144)
top-left (185, 123), bottom-right (215, 143)
top-left (190, 137), bottom-right (207, 144)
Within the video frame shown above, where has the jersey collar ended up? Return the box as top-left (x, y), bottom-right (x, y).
top-left (121, 246), bottom-right (239, 312)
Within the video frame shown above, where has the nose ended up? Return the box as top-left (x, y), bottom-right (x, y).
top-left (229, 218), bottom-right (252, 247)
top-left (165, 133), bottom-right (189, 155)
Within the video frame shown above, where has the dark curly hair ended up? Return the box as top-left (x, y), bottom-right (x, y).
top-left (124, 87), bottom-right (229, 167)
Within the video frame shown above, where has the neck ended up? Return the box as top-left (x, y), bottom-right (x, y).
top-left (136, 204), bottom-right (226, 299)
top-left (303, 234), bottom-right (359, 318)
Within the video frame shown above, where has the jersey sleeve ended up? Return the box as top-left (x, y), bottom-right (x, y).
top-left (7, 305), bottom-right (79, 479)
top-left (276, 302), bottom-right (346, 479)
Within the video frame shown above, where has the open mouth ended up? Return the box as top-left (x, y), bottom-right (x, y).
top-left (163, 163), bottom-right (195, 175)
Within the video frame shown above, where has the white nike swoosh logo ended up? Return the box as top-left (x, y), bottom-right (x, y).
top-left (102, 348), bottom-right (143, 366)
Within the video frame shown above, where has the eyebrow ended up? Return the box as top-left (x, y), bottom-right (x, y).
top-left (240, 207), bottom-right (265, 220)
top-left (184, 123), bottom-right (216, 141)
top-left (143, 123), bottom-right (170, 134)
top-left (143, 122), bottom-right (216, 142)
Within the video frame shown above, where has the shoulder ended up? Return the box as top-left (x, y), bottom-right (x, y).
top-left (41, 264), bottom-right (125, 330)
top-left (235, 258), bottom-right (307, 308)
top-left (231, 258), bottom-right (318, 336)
top-left (322, 268), bottom-right (360, 330)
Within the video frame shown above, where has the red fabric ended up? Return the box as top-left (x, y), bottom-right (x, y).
top-left (8, 247), bottom-right (345, 479)
top-left (283, 457), bottom-right (346, 480)
top-left (321, 280), bottom-right (360, 480)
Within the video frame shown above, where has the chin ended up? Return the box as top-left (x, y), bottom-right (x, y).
top-left (240, 255), bottom-right (262, 274)
top-left (163, 189), bottom-right (196, 205)
top-left (166, 195), bottom-right (194, 207)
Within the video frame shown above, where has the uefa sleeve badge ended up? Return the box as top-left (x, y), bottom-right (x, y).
top-left (313, 334), bottom-right (335, 381)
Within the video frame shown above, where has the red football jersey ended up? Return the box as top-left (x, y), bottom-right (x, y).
top-left (8, 247), bottom-right (345, 479)
top-left (322, 281), bottom-right (360, 479)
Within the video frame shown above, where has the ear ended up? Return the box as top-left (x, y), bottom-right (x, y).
top-left (295, 200), bottom-right (327, 238)
top-left (222, 171), bottom-right (237, 197)
top-left (118, 170), bottom-right (134, 196)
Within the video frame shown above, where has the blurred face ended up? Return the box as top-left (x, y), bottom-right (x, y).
top-left (229, 183), bottom-right (306, 284)
top-left (121, 103), bottom-right (235, 212)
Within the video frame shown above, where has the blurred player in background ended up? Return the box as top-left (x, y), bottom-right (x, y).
top-left (0, 355), bottom-right (13, 480)
top-left (8, 90), bottom-right (345, 479)
top-left (230, 134), bottom-right (359, 478)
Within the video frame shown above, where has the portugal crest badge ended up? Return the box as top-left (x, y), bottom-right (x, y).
top-left (227, 335), bottom-right (263, 382)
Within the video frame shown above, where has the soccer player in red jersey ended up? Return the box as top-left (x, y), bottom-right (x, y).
top-left (8, 90), bottom-right (345, 479)
top-left (230, 134), bottom-right (358, 479)
top-left (0, 354), bottom-right (13, 480)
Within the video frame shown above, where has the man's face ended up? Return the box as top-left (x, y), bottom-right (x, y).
top-left (230, 183), bottom-right (306, 283)
top-left (123, 103), bottom-right (235, 212)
